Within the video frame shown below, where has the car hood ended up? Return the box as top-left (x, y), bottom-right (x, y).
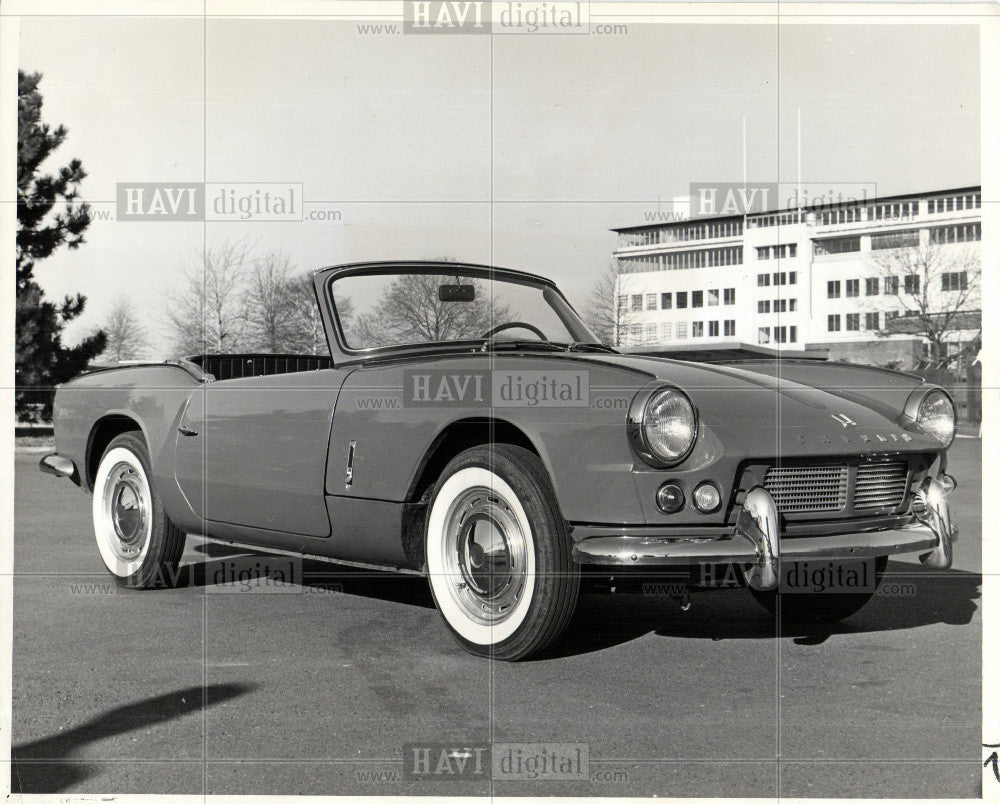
top-left (574, 352), bottom-right (942, 457)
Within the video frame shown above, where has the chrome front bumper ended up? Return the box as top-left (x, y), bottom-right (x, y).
top-left (572, 477), bottom-right (957, 591)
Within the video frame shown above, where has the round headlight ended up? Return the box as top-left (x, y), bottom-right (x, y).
top-left (916, 389), bottom-right (956, 445)
top-left (639, 387), bottom-right (698, 465)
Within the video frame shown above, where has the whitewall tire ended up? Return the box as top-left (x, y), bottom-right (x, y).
top-left (425, 444), bottom-right (579, 660)
top-left (91, 432), bottom-right (186, 588)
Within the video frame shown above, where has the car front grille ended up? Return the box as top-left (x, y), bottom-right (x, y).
top-left (763, 466), bottom-right (849, 513)
top-left (854, 462), bottom-right (909, 510)
top-left (762, 461), bottom-right (909, 515)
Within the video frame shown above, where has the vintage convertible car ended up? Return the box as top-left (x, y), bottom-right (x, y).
top-left (40, 261), bottom-right (958, 659)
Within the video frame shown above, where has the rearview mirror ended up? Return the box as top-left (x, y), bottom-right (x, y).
top-left (439, 283), bottom-right (476, 302)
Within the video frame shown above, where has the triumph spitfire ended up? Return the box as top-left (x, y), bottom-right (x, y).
top-left (40, 262), bottom-right (957, 659)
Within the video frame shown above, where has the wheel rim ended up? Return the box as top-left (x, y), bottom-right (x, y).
top-left (110, 466), bottom-right (146, 548)
top-left (443, 487), bottom-right (529, 626)
top-left (94, 450), bottom-right (153, 575)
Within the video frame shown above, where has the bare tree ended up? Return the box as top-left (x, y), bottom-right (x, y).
top-left (164, 241), bottom-right (252, 357)
top-left (287, 276), bottom-right (352, 355)
top-left (583, 258), bottom-right (635, 347)
top-left (246, 251), bottom-right (299, 352)
top-left (866, 236), bottom-right (981, 369)
top-left (349, 274), bottom-right (510, 349)
top-left (98, 297), bottom-right (149, 361)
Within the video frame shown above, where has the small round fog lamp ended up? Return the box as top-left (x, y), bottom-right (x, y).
top-left (656, 483), bottom-right (685, 514)
top-left (693, 482), bottom-right (721, 513)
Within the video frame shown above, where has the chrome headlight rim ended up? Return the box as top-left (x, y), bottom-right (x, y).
top-left (627, 385), bottom-right (699, 468)
top-left (905, 386), bottom-right (956, 447)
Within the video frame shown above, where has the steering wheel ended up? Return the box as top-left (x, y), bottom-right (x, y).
top-left (482, 321), bottom-right (548, 340)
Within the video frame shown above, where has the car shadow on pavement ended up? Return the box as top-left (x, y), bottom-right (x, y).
top-left (183, 542), bottom-right (436, 609)
top-left (181, 544), bottom-right (979, 660)
top-left (534, 562), bottom-right (981, 660)
top-left (11, 682), bottom-right (254, 793)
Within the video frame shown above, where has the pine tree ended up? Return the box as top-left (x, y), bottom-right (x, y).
top-left (16, 70), bottom-right (105, 420)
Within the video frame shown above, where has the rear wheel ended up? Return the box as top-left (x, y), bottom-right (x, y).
top-left (749, 556), bottom-right (887, 624)
top-left (425, 445), bottom-right (579, 660)
top-left (92, 431), bottom-right (186, 588)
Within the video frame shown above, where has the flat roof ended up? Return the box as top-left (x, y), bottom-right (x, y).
top-left (611, 185), bottom-right (981, 234)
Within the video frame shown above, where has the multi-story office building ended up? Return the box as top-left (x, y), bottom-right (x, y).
top-left (611, 186), bottom-right (981, 367)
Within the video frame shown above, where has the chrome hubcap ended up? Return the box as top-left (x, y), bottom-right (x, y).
top-left (102, 462), bottom-right (149, 559)
top-left (444, 487), bottom-right (528, 625)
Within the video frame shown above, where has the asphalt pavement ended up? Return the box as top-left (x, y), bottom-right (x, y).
top-left (10, 438), bottom-right (983, 796)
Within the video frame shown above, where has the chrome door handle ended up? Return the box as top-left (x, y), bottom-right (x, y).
top-left (178, 426), bottom-right (199, 436)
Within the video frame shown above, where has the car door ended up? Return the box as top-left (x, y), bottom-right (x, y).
top-left (173, 368), bottom-right (349, 537)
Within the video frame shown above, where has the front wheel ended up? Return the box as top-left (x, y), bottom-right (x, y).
top-left (425, 444), bottom-right (579, 660)
top-left (92, 431), bottom-right (187, 588)
top-left (749, 556), bottom-right (887, 624)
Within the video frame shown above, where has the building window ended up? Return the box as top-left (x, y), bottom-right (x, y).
top-left (773, 272), bottom-right (788, 286)
top-left (865, 312), bottom-right (880, 330)
top-left (661, 322), bottom-right (672, 340)
top-left (638, 245), bottom-right (744, 272)
top-left (692, 290), bottom-right (704, 308)
top-left (788, 271), bottom-right (797, 285)
top-left (789, 326), bottom-right (797, 343)
top-left (820, 206), bottom-right (864, 226)
top-left (676, 292), bottom-right (688, 309)
top-left (724, 320), bottom-right (736, 336)
top-left (707, 289), bottom-right (719, 306)
top-left (865, 277), bottom-right (880, 296)
top-left (676, 322), bottom-right (687, 339)
top-left (788, 298), bottom-right (797, 312)
top-left (723, 288), bottom-right (736, 305)
top-left (774, 326), bottom-right (787, 344)
top-left (871, 230), bottom-right (919, 251)
top-left (630, 324), bottom-right (642, 338)
top-left (708, 320), bottom-right (720, 337)
top-left (758, 300), bottom-right (770, 314)
top-left (814, 236), bottom-right (861, 255)
top-left (661, 292), bottom-right (672, 309)
top-left (846, 313), bottom-right (860, 331)
top-left (646, 293), bottom-right (657, 311)
top-left (845, 279), bottom-right (860, 298)
top-left (631, 294), bottom-right (643, 312)
top-left (646, 323), bottom-right (658, 341)
top-left (748, 211), bottom-right (802, 229)
top-left (773, 298), bottom-right (787, 313)
top-left (867, 200), bottom-right (920, 220)
top-left (828, 314), bottom-right (841, 332)
top-left (942, 271), bottom-right (968, 291)
top-left (904, 274), bottom-right (920, 294)
top-left (931, 222), bottom-right (981, 244)
top-left (757, 273), bottom-right (771, 287)
top-left (757, 243), bottom-right (797, 260)
top-left (758, 327), bottom-right (770, 344)
top-left (617, 295), bottom-right (628, 311)
top-left (929, 193), bottom-right (981, 213)
top-left (692, 321), bottom-right (704, 338)
top-left (885, 276), bottom-right (899, 295)
top-left (827, 281), bottom-right (841, 299)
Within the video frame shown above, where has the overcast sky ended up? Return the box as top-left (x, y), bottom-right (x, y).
top-left (18, 17), bottom-right (979, 356)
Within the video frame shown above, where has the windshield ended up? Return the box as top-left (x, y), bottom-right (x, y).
top-left (329, 267), bottom-right (599, 352)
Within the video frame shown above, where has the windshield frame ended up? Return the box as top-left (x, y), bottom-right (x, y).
top-left (320, 262), bottom-right (600, 363)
